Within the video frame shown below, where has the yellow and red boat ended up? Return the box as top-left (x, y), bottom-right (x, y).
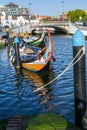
top-left (9, 29), bottom-right (54, 72)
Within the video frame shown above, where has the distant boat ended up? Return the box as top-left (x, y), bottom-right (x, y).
top-left (9, 28), bottom-right (54, 72)
top-left (32, 27), bottom-right (55, 35)
top-left (23, 30), bottom-right (46, 47)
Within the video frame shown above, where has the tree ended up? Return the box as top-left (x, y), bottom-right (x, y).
top-left (67, 9), bottom-right (87, 22)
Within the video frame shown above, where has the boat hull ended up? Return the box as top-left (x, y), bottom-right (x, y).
top-left (31, 39), bottom-right (44, 46)
top-left (22, 61), bottom-right (51, 72)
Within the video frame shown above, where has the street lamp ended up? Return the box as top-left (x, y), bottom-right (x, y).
top-left (29, 3), bottom-right (32, 16)
top-left (29, 3), bottom-right (32, 27)
top-left (79, 16), bottom-right (82, 22)
top-left (61, 1), bottom-right (64, 23)
top-left (57, 11), bottom-right (60, 21)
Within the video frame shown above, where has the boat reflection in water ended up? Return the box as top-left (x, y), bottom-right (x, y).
top-left (22, 68), bottom-right (56, 112)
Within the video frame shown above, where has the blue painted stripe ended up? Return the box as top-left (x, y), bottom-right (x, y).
top-left (72, 30), bottom-right (85, 46)
top-left (14, 37), bottom-right (20, 43)
top-left (9, 34), bottom-right (12, 38)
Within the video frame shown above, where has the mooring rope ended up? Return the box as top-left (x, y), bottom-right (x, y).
top-left (34, 46), bottom-right (85, 92)
top-left (0, 46), bottom-right (85, 95)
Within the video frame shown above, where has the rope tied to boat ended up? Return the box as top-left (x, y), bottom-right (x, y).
top-left (34, 46), bottom-right (85, 92)
top-left (0, 46), bottom-right (85, 95)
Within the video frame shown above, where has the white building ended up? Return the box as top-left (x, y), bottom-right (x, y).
top-left (0, 3), bottom-right (30, 27)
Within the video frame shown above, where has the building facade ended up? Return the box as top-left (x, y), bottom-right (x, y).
top-left (0, 5), bottom-right (4, 26)
top-left (4, 2), bottom-right (28, 16)
top-left (0, 2), bottom-right (30, 27)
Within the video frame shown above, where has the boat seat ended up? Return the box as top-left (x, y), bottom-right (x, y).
top-left (24, 47), bottom-right (35, 54)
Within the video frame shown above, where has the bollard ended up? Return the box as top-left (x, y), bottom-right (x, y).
top-left (9, 33), bottom-right (12, 39)
top-left (72, 30), bottom-right (86, 129)
top-left (8, 34), bottom-right (12, 49)
top-left (14, 37), bottom-right (21, 69)
top-left (9, 34), bottom-right (12, 45)
top-left (7, 34), bottom-right (11, 54)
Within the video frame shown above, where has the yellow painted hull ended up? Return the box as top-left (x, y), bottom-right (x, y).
top-left (22, 62), bottom-right (48, 72)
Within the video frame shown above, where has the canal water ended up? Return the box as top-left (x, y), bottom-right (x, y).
top-left (0, 34), bottom-right (87, 125)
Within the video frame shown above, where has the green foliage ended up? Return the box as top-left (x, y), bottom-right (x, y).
top-left (0, 43), bottom-right (5, 49)
top-left (67, 9), bottom-right (87, 22)
top-left (42, 18), bottom-right (49, 22)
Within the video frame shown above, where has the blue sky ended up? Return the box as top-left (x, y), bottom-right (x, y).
top-left (1, 0), bottom-right (87, 16)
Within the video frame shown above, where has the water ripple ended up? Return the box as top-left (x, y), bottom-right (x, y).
top-left (0, 35), bottom-right (86, 125)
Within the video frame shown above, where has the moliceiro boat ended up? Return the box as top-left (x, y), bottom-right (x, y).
top-left (9, 29), bottom-right (54, 72)
top-left (23, 30), bottom-right (46, 47)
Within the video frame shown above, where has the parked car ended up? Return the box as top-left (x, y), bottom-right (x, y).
top-left (75, 21), bottom-right (83, 25)
top-left (83, 21), bottom-right (87, 26)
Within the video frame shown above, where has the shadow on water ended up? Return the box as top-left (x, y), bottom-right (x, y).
top-left (14, 67), bottom-right (56, 113)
